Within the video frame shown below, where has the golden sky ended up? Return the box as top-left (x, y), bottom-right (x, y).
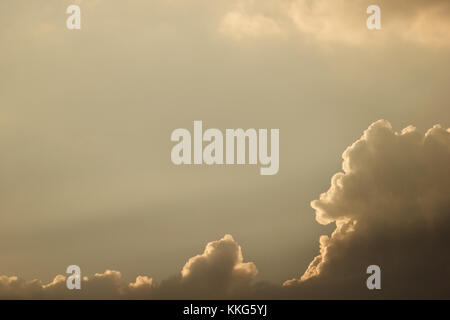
top-left (1, 0), bottom-right (449, 299)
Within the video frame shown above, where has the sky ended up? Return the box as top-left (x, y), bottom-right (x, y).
top-left (0, 0), bottom-right (449, 298)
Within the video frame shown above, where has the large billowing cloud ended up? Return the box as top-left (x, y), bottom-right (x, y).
top-left (285, 120), bottom-right (450, 298)
top-left (2, 121), bottom-right (450, 299)
top-left (220, 0), bottom-right (450, 47)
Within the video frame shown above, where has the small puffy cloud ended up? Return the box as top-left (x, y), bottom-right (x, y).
top-left (285, 120), bottom-right (450, 299)
top-left (128, 276), bottom-right (154, 289)
top-left (156, 234), bottom-right (258, 299)
top-left (178, 234), bottom-right (258, 298)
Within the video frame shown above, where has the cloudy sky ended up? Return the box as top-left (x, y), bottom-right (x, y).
top-left (1, 0), bottom-right (449, 299)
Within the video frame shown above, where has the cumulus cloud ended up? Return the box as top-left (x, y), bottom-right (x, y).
top-left (285, 120), bottom-right (450, 299)
top-left (178, 234), bottom-right (258, 297)
top-left (220, 0), bottom-right (450, 47)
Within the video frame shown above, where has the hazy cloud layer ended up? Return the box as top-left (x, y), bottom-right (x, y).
top-left (220, 0), bottom-right (450, 47)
